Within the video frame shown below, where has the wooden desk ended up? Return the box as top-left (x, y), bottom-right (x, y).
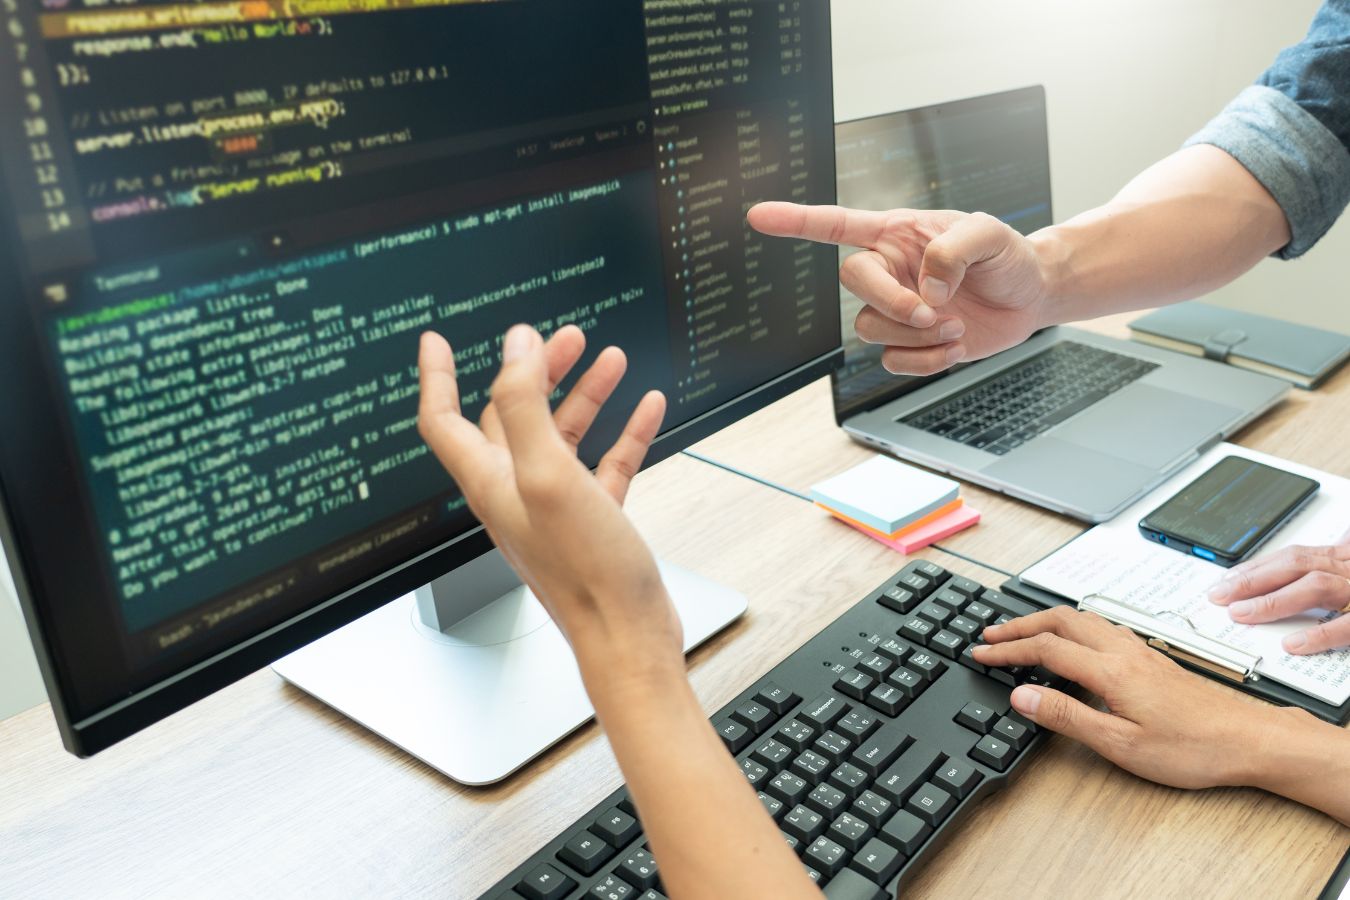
top-left (2, 316), bottom-right (1348, 898)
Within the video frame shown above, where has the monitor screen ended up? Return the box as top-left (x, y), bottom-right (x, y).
top-left (0, 0), bottom-right (839, 748)
top-left (831, 86), bottom-right (1051, 420)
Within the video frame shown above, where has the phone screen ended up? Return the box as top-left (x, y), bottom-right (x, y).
top-left (1142, 456), bottom-right (1319, 558)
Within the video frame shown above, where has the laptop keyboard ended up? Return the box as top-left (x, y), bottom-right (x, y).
top-left (481, 560), bottom-right (1061, 900)
top-left (901, 342), bottom-right (1158, 456)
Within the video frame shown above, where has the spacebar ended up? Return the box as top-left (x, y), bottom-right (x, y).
top-left (1035, 389), bottom-right (1109, 429)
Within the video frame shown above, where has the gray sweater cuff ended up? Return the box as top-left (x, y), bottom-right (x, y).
top-left (1184, 84), bottom-right (1350, 259)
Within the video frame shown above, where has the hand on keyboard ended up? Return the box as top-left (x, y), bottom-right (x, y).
top-left (973, 607), bottom-right (1284, 791)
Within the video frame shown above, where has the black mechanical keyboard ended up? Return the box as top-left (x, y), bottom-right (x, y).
top-left (481, 559), bottom-right (1060, 900)
top-left (902, 341), bottom-right (1159, 455)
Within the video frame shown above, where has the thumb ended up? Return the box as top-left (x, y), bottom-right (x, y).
top-left (1010, 685), bottom-right (1133, 757)
top-left (917, 211), bottom-right (1014, 308)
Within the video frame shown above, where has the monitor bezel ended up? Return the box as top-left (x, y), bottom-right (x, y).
top-left (0, 5), bottom-right (840, 758)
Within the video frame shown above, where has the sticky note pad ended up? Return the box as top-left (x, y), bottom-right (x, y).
top-left (809, 456), bottom-right (960, 535)
top-left (818, 498), bottom-right (964, 541)
top-left (834, 504), bottom-right (981, 554)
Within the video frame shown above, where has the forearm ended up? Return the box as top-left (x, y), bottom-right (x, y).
top-left (584, 664), bottom-right (819, 899)
top-left (1029, 144), bottom-right (1291, 323)
top-left (1246, 706), bottom-right (1350, 825)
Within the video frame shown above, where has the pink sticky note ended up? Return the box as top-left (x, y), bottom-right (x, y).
top-left (834, 503), bottom-right (980, 554)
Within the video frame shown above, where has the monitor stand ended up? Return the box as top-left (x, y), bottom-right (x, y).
top-left (272, 548), bottom-right (748, 785)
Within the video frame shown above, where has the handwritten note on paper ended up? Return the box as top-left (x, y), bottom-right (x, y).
top-left (1021, 442), bottom-right (1350, 706)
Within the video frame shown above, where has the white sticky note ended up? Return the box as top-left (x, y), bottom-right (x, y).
top-left (809, 455), bottom-right (960, 535)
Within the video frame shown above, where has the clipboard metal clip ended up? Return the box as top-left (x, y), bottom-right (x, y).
top-left (1079, 594), bottom-right (1262, 684)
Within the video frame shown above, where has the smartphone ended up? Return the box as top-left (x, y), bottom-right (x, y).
top-left (1139, 456), bottom-right (1319, 567)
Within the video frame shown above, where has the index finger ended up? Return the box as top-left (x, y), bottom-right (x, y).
top-left (747, 202), bottom-right (888, 248)
top-left (971, 632), bottom-right (1107, 689)
top-left (417, 331), bottom-right (497, 486)
top-left (982, 606), bottom-right (1126, 652)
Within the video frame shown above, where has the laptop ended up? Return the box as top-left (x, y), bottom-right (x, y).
top-left (832, 86), bottom-right (1289, 522)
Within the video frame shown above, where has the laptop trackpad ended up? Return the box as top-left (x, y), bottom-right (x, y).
top-left (1052, 384), bottom-right (1237, 469)
top-left (983, 437), bottom-right (1155, 517)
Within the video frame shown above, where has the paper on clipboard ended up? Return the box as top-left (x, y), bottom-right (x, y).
top-left (1022, 443), bottom-right (1350, 706)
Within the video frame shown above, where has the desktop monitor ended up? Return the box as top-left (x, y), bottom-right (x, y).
top-left (0, 0), bottom-right (841, 780)
top-left (831, 85), bottom-right (1053, 419)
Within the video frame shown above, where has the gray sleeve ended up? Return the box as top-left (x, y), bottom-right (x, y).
top-left (1183, 84), bottom-right (1350, 259)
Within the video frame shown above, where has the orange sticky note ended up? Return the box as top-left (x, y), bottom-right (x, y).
top-left (833, 504), bottom-right (980, 554)
top-left (816, 497), bottom-right (964, 540)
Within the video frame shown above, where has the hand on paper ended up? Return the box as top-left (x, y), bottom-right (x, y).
top-left (1207, 528), bottom-right (1350, 654)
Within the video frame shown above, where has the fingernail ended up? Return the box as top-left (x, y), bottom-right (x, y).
top-left (971, 643), bottom-right (989, 659)
top-left (911, 305), bottom-right (937, 328)
top-left (938, 319), bottom-right (965, 341)
top-left (1208, 576), bottom-right (1236, 603)
top-left (503, 325), bottom-right (533, 363)
top-left (921, 276), bottom-right (950, 305)
top-left (1229, 599), bottom-right (1254, 618)
top-left (1283, 631), bottom-right (1308, 652)
top-left (944, 344), bottom-right (965, 366)
top-left (1011, 685), bottom-right (1040, 717)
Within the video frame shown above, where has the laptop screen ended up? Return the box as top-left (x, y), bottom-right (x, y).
top-left (832, 86), bottom-right (1052, 422)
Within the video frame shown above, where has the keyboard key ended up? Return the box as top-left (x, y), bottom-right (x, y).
top-left (929, 629), bottom-right (964, 658)
top-left (768, 770), bottom-right (810, 806)
top-left (758, 791), bottom-right (785, 821)
top-left (849, 837), bottom-right (903, 886)
top-left (898, 572), bottom-right (935, 599)
top-left (593, 807), bottom-right (641, 847)
top-left (823, 868), bottom-right (888, 900)
top-left (558, 830), bottom-right (614, 876)
top-left (905, 782), bottom-right (956, 826)
top-left (934, 758), bottom-right (982, 799)
top-left (955, 701), bottom-right (998, 734)
top-left (732, 701), bottom-right (773, 734)
top-left (946, 575), bottom-right (982, 599)
top-left (992, 716), bottom-right (1030, 750)
top-left (835, 669), bottom-right (875, 701)
top-left (948, 615), bottom-right (981, 639)
top-left (884, 667), bottom-right (924, 699)
top-left (836, 710), bottom-right (879, 741)
top-left (878, 808), bottom-right (932, 856)
top-left (813, 730), bottom-right (854, 766)
top-left (915, 602), bottom-right (953, 627)
top-left (783, 803), bottom-right (826, 843)
top-left (878, 586), bottom-right (919, 615)
top-left (874, 744), bottom-right (942, 805)
top-left (755, 682), bottom-right (800, 715)
top-left (518, 864), bottom-right (575, 900)
top-left (741, 758), bottom-right (770, 786)
top-left (906, 651), bottom-right (946, 682)
top-left (850, 723), bottom-right (912, 776)
top-left (828, 762), bottom-right (870, 801)
top-left (791, 750), bottom-right (833, 784)
top-left (716, 719), bottom-right (750, 753)
top-left (617, 848), bottom-right (659, 890)
top-left (590, 875), bottom-right (634, 900)
top-left (781, 831), bottom-right (800, 855)
top-left (899, 616), bottom-right (934, 644)
top-left (806, 782), bottom-right (850, 817)
top-left (971, 734), bottom-right (1015, 771)
top-left (776, 719), bottom-right (816, 752)
top-left (828, 812), bottom-right (872, 853)
top-left (805, 836), bottom-right (849, 879)
top-left (930, 587), bottom-right (968, 611)
top-left (873, 638), bottom-right (910, 663)
top-left (850, 789), bottom-right (894, 829)
top-left (855, 652), bottom-right (893, 679)
top-left (752, 736), bottom-right (794, 769)
top-left (802, 693), bottom-right (851, 731)
top-left (637, 891), bottom-right (666, 900)
top-left (865, 683), bottom-right (907, 716)
top-left (980, 589), bottom-right (1038, 619)
top-left (959, 643), bottom-right (985, 673)
top-left (964, 600), bottom-right (997, 624)
top-left (803, 864), bottom-right (822, 884)
top-left (911, 560), bottom-right (947, 581)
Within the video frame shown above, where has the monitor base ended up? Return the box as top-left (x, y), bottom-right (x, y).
top-left (272, 549), bottom-right (747, 785)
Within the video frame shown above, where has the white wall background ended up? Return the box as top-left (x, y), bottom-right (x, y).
top-left (1, 0), bottom-right (1345, 723)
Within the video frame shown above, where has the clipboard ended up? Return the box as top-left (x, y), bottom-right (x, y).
top-left (999, 574), bottom-right (1350, 726)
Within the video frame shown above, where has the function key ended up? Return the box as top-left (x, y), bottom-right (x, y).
top-left (898, 571), bottom-right (936, 599)
top-left (716, 719), bottom-right (751, 753)
top-left (931, 587), bottom-right (968, 611)
top-left (946, 575), bottom-right (983, 599)
top-left (929, 629), bottom-right (964, 659)
top-left (593, 806), bottom-right (641, 847)
top-left (906, 651), bottom-right (946, 682)
top-left (754, 682), bottom-right (800, 716)
top-left (732, 701), bottom-right (774, 734)
top-left (874, 637), bottom-right (910, 663)
top-left (558, 830), bottom-right (614, 876)
top-left (835, 669), bottom-right (876, 702)
top-left (971, 734), bottom-right (1016, 771)
top-left (955, 701), bottom-right (998, 734)
top-left (517, 863), bottom-right (576, 900)
top-left (910, 560), bottom-right (947, 581)
top-left (992, 716), bottom-right (1030, 750)
top-left (802, 693), bottom-right (851, 730)
top-left (899, 616), bottom-right (935, 645)
top-left (879, 585), bottom-right (919, 615)
top-left (933, 757), bottom-right (982, 799)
